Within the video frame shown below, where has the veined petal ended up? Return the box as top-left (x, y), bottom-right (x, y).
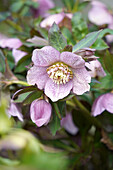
top-left (27, 66), bottom-right (48, 90)
top-left (30, 99), bottom-right (52, 127)
top-left (45, 79), bottom-right (73, 102)
top-left (72, 68), bottom-right (91, 95)
top-left (60, 52), bottom-right (85, 68)
top-left (32, 46), bottom-right (60, 66)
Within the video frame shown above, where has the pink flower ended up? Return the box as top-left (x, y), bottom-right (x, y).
top-left (61, 113), bottom-right (78, 135)
top-left (92, 93), bottom-right (113, 116)
top-left (32, 0), bottom-right (55, 18)
top-left (0, 33), bottom-right (27, 64)
top-left (27, 46), bottom-right (91, 102)
top-left (88, 1), bottom-right (113, 26)
top-left (7, 100), bottom-right (23, 121)
top-left (85, 59), bottom-right (106, 78)
top-left (40, 12), bottom-right (72, 28)
top-left (30, 99), bottom-right (52, 127)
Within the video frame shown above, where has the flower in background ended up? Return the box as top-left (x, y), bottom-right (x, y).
top-left (61, 113), bottom-right (78, 135)
top-left (88, 1), bottom-right (113, 43)
top-left (30, 99), bottom-right (52, 127)
top-left (7, 100), bottom-right (23, 121)
top-left (40, 12), bottom-right (72, 29)
top-left (92, 93), bottom-right (113, 116)
top-left (85, 59), bottom-right (106, 78)
top-left (88, 1), bottom-right (113, 26)
top-left (32, 0), bottom-right (55, 18)
top-left (27, 46), bottom-right (91, 102)
top-left (0, 34), bottom-right (27, 64)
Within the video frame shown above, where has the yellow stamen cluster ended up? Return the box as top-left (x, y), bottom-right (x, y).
top-left (47, 62), bottom-right (73, 85)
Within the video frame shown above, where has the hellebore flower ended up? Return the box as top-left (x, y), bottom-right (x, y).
top-left (7, 100), bottom-right (23, 121)
top-left (92, 93), bottom-right (113, 116)
top-left (30, 99), bottom-right (52, 127)
top-left (27, 46), bottom-right (91, 102)
top-left (32, 0), bottom-right (55, 18)
top-left (0, 34), bottom-right (27, 64)
top-left (88, 1), bottom-right (113, 26)
top-left (40, 12), bottom-right (72, 29)
top-left (61, 113), bottom-right (78, 135)
top-left (85, 59), bottom-right (106, 78)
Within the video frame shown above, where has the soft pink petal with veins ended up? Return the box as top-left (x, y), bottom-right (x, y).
top-left (32, 46), bottom-right (60, 66)
top-left (30, 99), bottom-right (52, 127)
top-left (45, 79), bottom-right (73, 102)
top-left (27, 65), bottom-right (48, 89)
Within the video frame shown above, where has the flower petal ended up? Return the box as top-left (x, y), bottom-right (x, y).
top-left (104, 93), bottom-right (113, 113)
top-left (8, 101), bottom-right (23, 121)
top-left (40, 13), bottom-right (64, 28)
top-left (88, 1), bottom-right (113, 25)
top-left (91, 95), bottom-right (106, 116)
top-left (30, 99), bottom-right (52, 127)
top-left (32, 46), bottom-right (60, 66)
top-left (60, 52), bottom-right (85, 68)
top-left (45, 79), bottom-right (73, 102)
top-left (27, 66), bottom-right (48, 90)
top-left (61, 113), bottom-right (78, 135)
top-left (72, 68), bottom-right (91, 95)
top-left (12, 49), bottom-right (27, 64)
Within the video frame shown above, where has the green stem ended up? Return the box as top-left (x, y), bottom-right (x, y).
top-left (73, 96), bottom-right (103, 129)
top-left (53, 103), bottom-right (62, 120)
top-left (8, 80), bottom-right (29, 86)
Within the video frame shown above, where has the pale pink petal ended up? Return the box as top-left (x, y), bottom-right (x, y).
top-left (6, 38), bottom-right (22, 49)
top-left (27, 65), bottom-right (48, 90)
top-left (8, 101), bottom-right (23, 121)
top-left (33, 0), bottom-right (55, 18)
top-left (72, 68), bottom-right (91, 95)
top-left (12, 49), bottom-right (27, 64)
top-left (40, 13), bottom-right (65, 28)
top-left (92, 95), bottom-right (106, 116)
top-left (0, 34), bottom-right (22, 49)
top-left (60, 52), bottom-right (85, 68)
top-left (61, 113), bottom-right (78, 135)
top-left (32, 46), bottom-right (60, 66)
top-left (104, 93), bottom-right (113, 113)
top-left (45, 79), bottom-right (73, 102)
top-left (88, 1), bottom-right (113, 25)
top-left (85, 59), bottom-right (106, 78)
top-left (30, 99), bottom-right (52, 127)
top-left (27, 36), bottom-right (48, 46)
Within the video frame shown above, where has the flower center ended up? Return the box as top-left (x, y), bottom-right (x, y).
top-left (47, 62), bottom-right (73, 85)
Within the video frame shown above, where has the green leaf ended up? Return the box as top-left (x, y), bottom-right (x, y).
top-left (0, 157), bottom-right (19, 166)
top-left (103, 50), bottom-right (113, 78)
top-left (72, 30), bottom-right (102, 52)
top-left (14, 54), bottom-right (31, 73)
top-left (0, 12), bottom-right (11, 22)
top-left (62, 0), bottom-right (76, 10)
top-left (48, 23), bottom-right (67, 51)
top-left (92, 39), bottom-right (109, 50)
top-left (49, 109), bottom-right (61, 136)
top-left (71, 12), bottom-right (88, 41)
top-left (98, 28), bottom-right (113, 39)
top-left (10, 1), bottom-right (24, 12)
top-left (78, 1), bottom-right (89, 11)
top-left (0, 50), bottom-right (5, 73)
top-left (23, 90), bottom-right (43, 105)
top-left (94, 74), bottom-right (113, 90)
top-left (13, 86), bottom-right (38, 99)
